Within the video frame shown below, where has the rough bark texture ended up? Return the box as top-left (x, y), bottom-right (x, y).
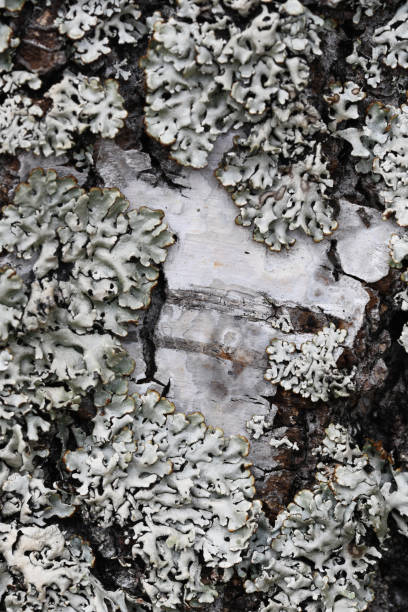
top-left (2, 1), bottom-right (408, 610)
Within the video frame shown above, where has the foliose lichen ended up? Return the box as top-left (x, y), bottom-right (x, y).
top-left (241, 423), bottom-right (408, 611)
top-left (142, 0), bottom-right (337, 251)
top-left (389, 233), bottom-right (408, 353)
top-left (0, 72), bottom-right (127, 157)
top-left (0, 523), bottom-right (129, 610)
top-left (336, 100), bottom-right (408, 228)
top-left (64, 388), bottom-right (261, 610)
top-left (0, 167), bottom-right (177, 610)
top-left (346, 2), bottom-right (408, 87)
top-left (57, 0), bottom-right (145, 65)
top-left (324, 81), bottom-right (366, 131)
top-left (0, 168), bottom-right (174, 415)
top-left (0, 1), bottom-right (132, 158)
top-left (264, 323), bottom-right (356, 402)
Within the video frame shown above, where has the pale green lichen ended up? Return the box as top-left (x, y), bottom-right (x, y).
top-left (57, 0), bottom-right (145, 65)
top-left (389, 233), bottom-right (408, 353)
top-left (0, 169), bottom-right (175, 610)
top-left (337, 100), bottom-right (408, 226)
top-left (242, 423), bottom-right (408, 611)
top-left (0, 169), bottom-right (174, 413)
top-left (0, 524), bottom-right (128, 611)
top-left (0, 73), bottom-right (127, 157)
top-left (0, 0), bottom-right (131, 157)
top-left (0, 4), bottom-right (406, 610)
top-left (264, 323), bottom-right (356, 402)
top-left (324, 81), bottom-right (366, 131)
top-left (143, 0), bottom-right (336, 251)
top-left (65, 388), bottom-right (261, 610)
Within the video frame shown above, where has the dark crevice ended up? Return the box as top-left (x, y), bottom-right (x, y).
top-left (327, 238), bottom-right (342, 282)
top-left (138, 268), bottom-right (168, 384)
top-left (327, 237), bottom-right (370, 285)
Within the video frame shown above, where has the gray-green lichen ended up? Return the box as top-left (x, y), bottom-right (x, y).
top-left (0, 1), bottom-right (133, 158)
top-left (346, 2), bottom-right (408, 87)
top-left (264, 324), bottom-right (356, 402)
top-left (0, 524), bottom-right (129, 611)
top-left (0, 2), bottom-right (407, 610)
top-left (0, 167), bottom-right (179, 611)
top-left (57, 0), bottom-right (145, 65)
top-left (65, 388), bottom-right (261, 610)
top-left (336, 100), bottom-right (408, 228)
top-left (0, 168), bottom-right (174, 413)
top-left (389, 233), bottom-right (408, 353)
top-left (0, 73), bottom-right (127, 157)
top-left (142, 0), bottom-right (337, 251)
top-left (324, 81), bottom-right (366, 131)
top-left (241, 423), bottom-right (408, 611)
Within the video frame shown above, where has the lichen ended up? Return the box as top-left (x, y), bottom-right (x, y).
top-left (334, 99), bottom-right (408, 227)
top-left (64, 388), bottom-right (261, 610)
top-left (0, 4), bottom-right (20, 71)
top-left (57, 0), bottom-right (145, 65)
top-left (389, 233), bottom-right (408, 353)
top-left (246, 413), bottom-right (274, 440)
top-left (264, 323), bottom-right (356, 402)
top-left (0, 3), bottom-right (407, 610)
top-left (246, 407), bottom-right (299, 450)
top-left (218, 139), bottom-right (336, 251)
top-left (142, 0), bottom-right (337, 251)
top-left (271, 310), bottom-right (294, 333)
top-left (389, 233), bottom-right (408, 281)
top-left (0, 369), bottom-right (74, 532)
top-left (242, 423), bottom-right (408, 611)
top-left (0, 168), bottom-right (174, 413)
top-left (367, 1), bottom-right (408, 85)
top-left (0, 523), bottom-right (128, 610)
top-left (324, 81), bottom-right (366, 131)
top-left (0, 73), bottom-right (127, 157)
top-left (0, 0), bottom-right (134, 157)
top-left (345, 3), bottom-right (408, 87)
top-left (324, 0), bottom-right (381, 22)
top-left (0, 168), bottom-right (177, 609)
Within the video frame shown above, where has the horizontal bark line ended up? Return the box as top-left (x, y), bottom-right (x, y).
top-left (154, 334), bottom-right (265, 368)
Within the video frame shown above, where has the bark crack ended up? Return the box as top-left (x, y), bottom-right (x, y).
top-left (137, 269), bottom-right (168, 385)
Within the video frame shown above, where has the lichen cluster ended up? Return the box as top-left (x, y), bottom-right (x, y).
top-left (0, 168), bottom-right (174, 411)
top-left (0, 73), bottom-right (127, 157)
top-left (57, 0), bottom-right (145, 65)
top-left (337, 1), bottom-right (408, 356)
top-left (0, 170), bottom-right (262, 610)
top-left (0, 169), bottom-right (175, 609)
top-left (65, 388), bottom-right (261, 609)
top-left (0, 1), bottom-right (136, 158)
top-left (346, 1), bottom-right (408, 87)
top-left (1, 1), bottom-right (408, 610)
top-left (389, 233), bottom-right (408, 352)
top-left (264, 323), bottom-right (356, 402)
top-left (336, 100), bottom-right (408, 227)
top-left (241, 423), bottom-right (408, 611)
top-left (327, 3), bottom-right (408, 231)
top-left (142, 0), bottom-right (337, 251)
top-left (0, 525), bottom-right (128, 611)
